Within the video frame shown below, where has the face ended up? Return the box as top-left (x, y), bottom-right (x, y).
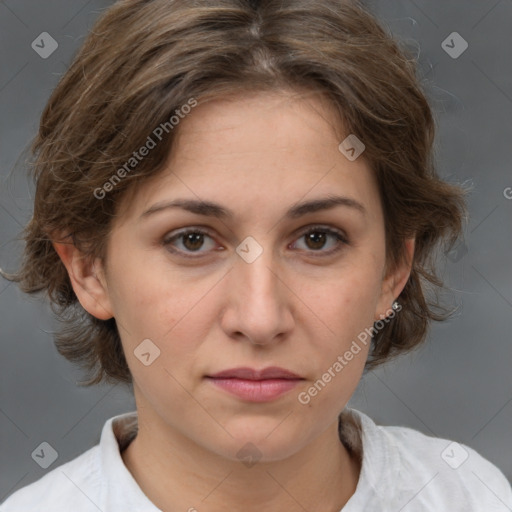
top-left (64, 89), bottom-right (411, 462)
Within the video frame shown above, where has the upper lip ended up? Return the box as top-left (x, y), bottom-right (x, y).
top-left (207, 366), bottom-right (303, 380)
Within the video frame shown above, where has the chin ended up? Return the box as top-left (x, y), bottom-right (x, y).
top-left (214, 416), bottom-right (312, 463)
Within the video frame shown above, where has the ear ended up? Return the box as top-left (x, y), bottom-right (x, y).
top-left (52, 234), bottom-right (114, 320)
top-left (375, 238), bottom-right (415, 321)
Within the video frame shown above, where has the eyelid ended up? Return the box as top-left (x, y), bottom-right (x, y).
top-left (162, 227), bottom-right (219, 258)
top-left (162, 224), bottom-right (349, 258)
top-left (289, 224), bottom-right (349, 255)
top-left (293, 224), bottom-right (349, 244)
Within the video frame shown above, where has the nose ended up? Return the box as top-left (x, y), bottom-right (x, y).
top-left (220, 243), bottom-right (295, 346)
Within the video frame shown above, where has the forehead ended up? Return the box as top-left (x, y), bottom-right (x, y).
top-left (172, 89), bottom-right (345, 162)
top-left (117, 90), bottom-right (381, 226)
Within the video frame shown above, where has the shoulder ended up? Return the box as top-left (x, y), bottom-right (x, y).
top-left (349, 409), bottom-right (512, 511)
top-left (389, 423), bottom-right (511, 501)
top-left (0, 445), bottom-right (102, 512)
top-left (0, 411), bottom-right (140, 511)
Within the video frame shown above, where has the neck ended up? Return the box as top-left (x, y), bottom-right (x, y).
top-left (121, 409), bottom-right (361, 512)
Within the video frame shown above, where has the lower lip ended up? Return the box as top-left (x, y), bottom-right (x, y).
top-left (206, 377), bottom-right (301, 402)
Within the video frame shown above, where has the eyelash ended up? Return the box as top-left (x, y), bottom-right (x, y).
top-left (162, 225), bottom-right (349, 259)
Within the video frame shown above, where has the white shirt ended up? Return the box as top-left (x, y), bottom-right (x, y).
top-left (1, 408), bottom-right (511, 511)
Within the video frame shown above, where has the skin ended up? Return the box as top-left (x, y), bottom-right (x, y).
top-left (54, 89), bottom-right (414, 512)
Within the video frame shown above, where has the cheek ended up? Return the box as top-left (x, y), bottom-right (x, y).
top-left (110, 255), bottom-right (225, 372)
top-left (300, 259), bottom-right (383, 339)
top-left (296, 272), bottom-right (378, 411)
top-left (112, 273), bottom-right (213, 404)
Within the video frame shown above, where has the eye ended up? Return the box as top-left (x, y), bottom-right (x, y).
top-left (290, 225), bottom-right (348, 255)
top-left (163, 228), bottom-right (218, 258)
top-left (162, 225), bottom-right (348, 259)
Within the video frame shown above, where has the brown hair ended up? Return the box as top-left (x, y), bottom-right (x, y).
top-left (2, 0), bottom-right (466, 386)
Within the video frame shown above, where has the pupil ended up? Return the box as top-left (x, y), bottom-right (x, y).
top-left (181, 232), bottom-right (327, 252)
top-left (306, 232), bottom-right (326, 250)
top-left (184, 233), bottom-right (204, 251)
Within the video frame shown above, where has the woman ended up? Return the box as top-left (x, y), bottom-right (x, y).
top-left (1, 0), bottom-right (511, 510)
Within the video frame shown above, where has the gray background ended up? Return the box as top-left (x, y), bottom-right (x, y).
top-left (1, 0), bottom-right (511, 503)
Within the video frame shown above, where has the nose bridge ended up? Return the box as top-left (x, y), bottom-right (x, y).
top-left (223, 235), bottom-right (293, 343)
top-left (236, 237), bottom-right (281, 311)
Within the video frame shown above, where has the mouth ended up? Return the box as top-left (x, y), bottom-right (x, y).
top-left (207, 366), bottom-right (303, 380)
top-left (205, 366), bottom-right (305, 402)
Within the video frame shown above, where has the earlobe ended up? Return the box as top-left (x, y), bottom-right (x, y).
top-left (375, 238), bottom-right (415, 321)
top-left (52, 237), bottom-right (114, 321)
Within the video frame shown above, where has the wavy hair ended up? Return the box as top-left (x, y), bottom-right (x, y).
top-left (2, 0), bottom-right (466, 385)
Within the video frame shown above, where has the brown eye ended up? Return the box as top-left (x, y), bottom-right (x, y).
top-left (292, 226), bottom-right (348, 255)
top-left (304, 231), bottom-right (328, 250)
top-left (181, 232), bottom-right (206, 251)
top-left (163, 229), bottom-right (217, 257)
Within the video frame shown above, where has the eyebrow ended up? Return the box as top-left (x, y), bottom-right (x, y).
top-left (140, 194), bottom-right (366, 220)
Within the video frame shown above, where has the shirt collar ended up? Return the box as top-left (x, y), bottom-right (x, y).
top-left (340, 407), bottom-right (401, 510)
top-left (97, 407), bottom-right (399, 511)
top-left (98, 410), bottom-right (161, 510)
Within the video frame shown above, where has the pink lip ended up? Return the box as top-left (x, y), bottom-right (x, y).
top-left (208, 366), bottom-right (302, 380)
top-left (206, 366), bottom-right (304, 402)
